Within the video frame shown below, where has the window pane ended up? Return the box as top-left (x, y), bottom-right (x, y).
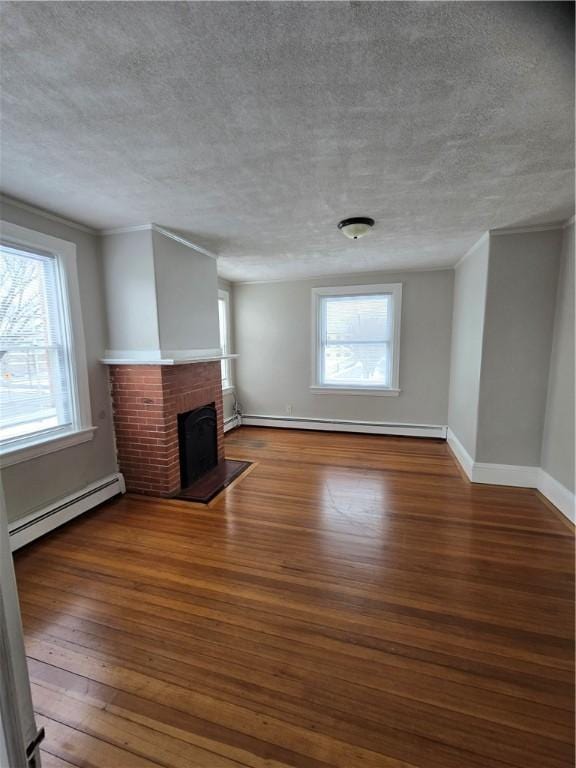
top-left (0, 244), bottom-right (73, 443)
top-left (218, 296), bottom-right (230, 387)
top-left (320, 293), bottom-right (394, 387)
top-left (325, 294), bottom-right (391, 343)
top-left (218, 298), bottom-right (228, 354)
top-left (323, 342), bottom-right (390, 386)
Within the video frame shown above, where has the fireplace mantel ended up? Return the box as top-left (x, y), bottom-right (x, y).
top-left (101, 349), bottom-right (238, 366)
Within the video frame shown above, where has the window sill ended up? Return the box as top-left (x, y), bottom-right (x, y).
top-left (222, 385), bottom-right (235, 395)
top-left (0, 426), bottom-right (97, 468)
top-left (310, 386), bottom-right (401, 397)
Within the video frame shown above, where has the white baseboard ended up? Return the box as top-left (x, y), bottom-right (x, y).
top-left (8, 472), bottom-right (125, 551)
top-left (447, 428), bottom-right (574, 524)
top-left (472, 462), bottom-right (540, 487)
top-left (538, 470), bottom-right (575, 523)
top-left (448, 428), bottom-right (540, 486)
top-left (224, 415), bottom-right (241, 432)
top-left (240, 414), bottom-right (447, 439)
top-left (446, 429), bottom-right (474, 479)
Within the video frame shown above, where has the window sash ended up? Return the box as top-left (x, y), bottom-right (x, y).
top-left (313, 285), bottom-right (401, 391)
top-left (218, 292), bottom-right (232, 389)
top-left (0, 242), bottom-right (77, 447)
top-left (320, 341), bottom-right (393, 388)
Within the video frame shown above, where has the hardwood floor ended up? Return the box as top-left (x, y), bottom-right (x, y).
top-left (14, 427), bottom-right (575, 768)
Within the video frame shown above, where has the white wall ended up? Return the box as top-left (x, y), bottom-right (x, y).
top-left (234, 269), bottom-right (454, 426)
top-left (446, 223), bottom-right (573, 519)
top-left (102, 229), bottom-right (220, 355)
top-left (152, 231), bottom-right (220, 352)
top-left (476, 230), bottom-right (562, 466)
top-left (0, 199), bottom-right (118, 524)
top-left (541, 223), bottom-right (575, 493)
top-left (447, 236), bottom-right (490, 458)
top-left (102, 230), bottom-right (159, 351)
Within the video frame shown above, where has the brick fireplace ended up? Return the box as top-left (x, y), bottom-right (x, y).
top-left (108, 362), bottom-right (224, 496)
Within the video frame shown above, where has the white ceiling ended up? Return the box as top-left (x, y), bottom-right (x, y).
top-left (1, 1), bottom-right (574, 281)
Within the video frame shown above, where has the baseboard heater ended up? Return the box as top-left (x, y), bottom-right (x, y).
top-left (240, 414), bottom-right (447, 439)
top-left (224, 415), bottom-right (241, 432)
top-left (8, 472), bottom-right (125, 552)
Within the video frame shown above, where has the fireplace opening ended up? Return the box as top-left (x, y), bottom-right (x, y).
top-left (178, 404), bottom-right (218, 488)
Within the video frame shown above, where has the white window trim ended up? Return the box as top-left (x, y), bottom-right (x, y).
top-left (218, 288), bottom-right (234, 391)
top-left (309, 386), bottom-right (401, 396)
top-left (0, 221), bottom-right (95, 467)
top-left (311, 283), bottom-right (402, 396)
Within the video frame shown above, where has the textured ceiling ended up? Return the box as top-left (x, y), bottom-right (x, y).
top-left (1, 1), bottom-right (574, 281)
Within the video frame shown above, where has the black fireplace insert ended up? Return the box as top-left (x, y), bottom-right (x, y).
top-left (178, 403), bottom-right (218, 488)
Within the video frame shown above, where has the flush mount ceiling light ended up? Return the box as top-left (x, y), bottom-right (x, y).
top-left (337, 217), bottom-right (375, 240)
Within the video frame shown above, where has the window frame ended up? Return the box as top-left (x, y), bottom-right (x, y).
top-left (218, 288), bottom-right (233, 393)
top-left (310, 283), bottom-right (402, 396)
top-left (0, 221), bottom-right (95, 467)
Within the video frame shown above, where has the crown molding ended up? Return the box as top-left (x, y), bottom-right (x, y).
top-left (0, 194), bottom-right (98, 234)
top-left (490, 222), bottom-right (566, 236)
top-left (3, 192), bottom-right (570, 271)
top-left (100, 224), bottom-right (151, 235)
top-left (232, 263), bottom-right (454, 286)
top-left (101, 222), bottom-right (216, 259)
top-left (453, 216), bottom-right (573, 270)
top-left (152, 224), bottom-right (216, 259)
top-left (454, 232), bottom-right (489, 270)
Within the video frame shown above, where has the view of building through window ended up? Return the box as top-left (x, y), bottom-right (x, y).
top-left (320, 293), bottom-right (393, 387)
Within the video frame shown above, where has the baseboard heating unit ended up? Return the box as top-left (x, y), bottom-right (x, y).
top-left (8, 472), bottom-right (125, 551)
top-left (240, 414), bottom-right (447, 439)
top-left (224, 414), bottom-right (241, 432)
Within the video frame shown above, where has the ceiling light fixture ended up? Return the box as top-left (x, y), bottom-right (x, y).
top-left (337, 216), bottom-right (375, 240)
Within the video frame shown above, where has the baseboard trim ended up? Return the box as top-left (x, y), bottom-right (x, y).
top-left (446, 429), bottom-right (474, 479)
top-left (447, 428), bottom-right (574, 523)
top-left (538, 470), bottom-right (575, 524)
top-left (8, 472), bottom-right (125, 551)
top-left (448, 428), bottom-right (540, 486)
top-left (472, 462), bottom-right (540, 488)
top-left (240, 415), bottom-right (447, 439)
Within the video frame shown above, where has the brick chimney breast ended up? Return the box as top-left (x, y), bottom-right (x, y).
top-left (109, 362), bottom-right (224, 496)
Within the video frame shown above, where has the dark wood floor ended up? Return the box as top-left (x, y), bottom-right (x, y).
top-left (14, 427), bottom-right (575, 768)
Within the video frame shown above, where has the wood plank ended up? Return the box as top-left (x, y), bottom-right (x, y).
top-left (28, 659), bottom-right (328, 768)
top-left (14, 427), bottom-right (575, 767)
top-left (39, 751), bottom-right (79, 768)
top-left (31, 683), bottom-right (251, 768)
top-left (19, 592), bottom-right (575, 727)
top-left (35, 714), bottom-right (163, 768)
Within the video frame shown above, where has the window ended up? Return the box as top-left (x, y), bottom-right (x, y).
top-left (218, 289), bottom-right (232, 391)
top-left (0, 221), bottom-right (93, 466)
top-left (311, 283), bottom-right (402, 395)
